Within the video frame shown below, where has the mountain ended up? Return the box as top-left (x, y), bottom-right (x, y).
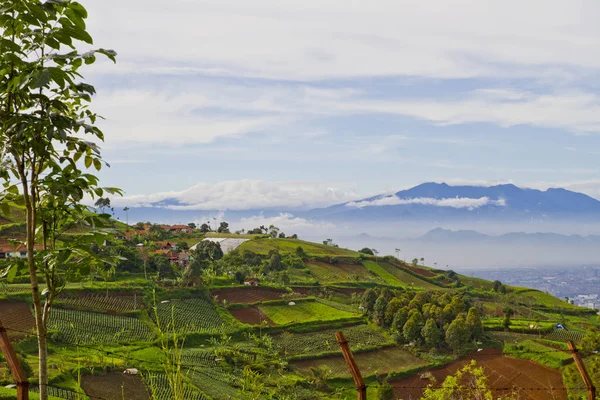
top-left (303, 182), bottom-right (600, 222)
top-left (417, 227), bottom-right (600, 245)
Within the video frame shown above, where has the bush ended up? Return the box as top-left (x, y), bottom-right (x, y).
top-left (377, 382), bottom-right (395, 400)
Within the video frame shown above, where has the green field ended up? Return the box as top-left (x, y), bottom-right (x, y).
top-left (362, 261), bottom-right (404, 286)
top-left (49, 308), bottom-right (154, 345)
top-left (306, 261), bottom-right (380, 283)
top-left (239, 238), bottom-right (359, 257)
top-left (259, 301), bottom-right (360, 325)
top-left (483, 317), bottom-right (556, 332)
top-left (290, 346), bottom-right (428, 378)
top-left (504, 339), bottom-right (573, 369)
top-left (377, 262), bottom-right (443, 290)
top-left (153, 298), bottom-right (228, 334)
top-left (274, 324), bottom-right (392, 357)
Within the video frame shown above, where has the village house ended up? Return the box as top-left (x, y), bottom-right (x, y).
top-left (168, 225), bottom-right (192, 234)
top-left (0, 241), bottom-right (43, 259)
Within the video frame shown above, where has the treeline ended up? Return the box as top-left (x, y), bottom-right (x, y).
top-left (358, 288), bottom-right (483, 352)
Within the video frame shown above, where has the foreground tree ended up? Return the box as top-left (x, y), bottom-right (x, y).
top-left (0, 1), bottom-right (117, 398)
top-left (421, 360), bottom-right (498, 400)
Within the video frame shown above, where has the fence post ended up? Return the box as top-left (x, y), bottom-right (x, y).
top-left (567, 340), bottom-right (596, 400)
top-left (336, 331), bottom-right (366, 400)
top-left (0, 317), bottom-right (29, 400)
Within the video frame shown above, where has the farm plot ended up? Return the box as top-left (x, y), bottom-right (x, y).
top-left (154, 298), bottom-right (227, 334)
top-left (291, 346), bottom-right (427, 378)
top-left (259, 301), bottom-right (360, 325)
top-left (211, 287), bottom-right (298, 305)
top-left (82, 372), bottom-right (149, 400)
top-left (239, 238), bottom-right (358, 257)
top-left (144, 373), bottom-right (207, 400)
top-left (362, 261), bottom-right (403, 286)
top-left (59, 294), bottom-right (142, 313)
top-left (229, 306), bottom-right (276, 326)
top-left (179, 349), bottom-right (241, 398)
top-left (504, 339), bottom-right (572, 369)
top-left (306, 262), bottom-right (379, 283)
top-left (274, 324), bottom-right (392, 357)
top-left (378, 262), bottom-right (443, 290)
top-left (390, 348), bottom-right (566, 400)
top-left (544, 329), bottom-right (585, 343)
top-left (0, 300), bottom-right (35, 339)
top-left (49, 308), bottom-right (154, 345)
top-left (405, 265), bottom-right (436, 277)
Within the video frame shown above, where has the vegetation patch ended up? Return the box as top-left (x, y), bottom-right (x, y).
top-left (306, 261), bottom-right (378, 283)
top-left (239, 238), bottom-right (358, 257)
top-left (0, 300), bottom-right (34, 339)
top-left (377, 262), bottom-right (443, 290)
top-left (544, 329), bottom-right (586, 343)
top-left (259, 301), bottom-right (359, 325)
top-left (211, 287), bottom-right (297, 305)
top-left (58, 294), bottom-right (143, 313)
top-left (229, 306), bottom-right (276, 326)
top-left (504, 339), bottom-right (573, 369)
top-left (153, 298), bottom-right (228, 334)
top-left (81, 372), bottom-right (150, 400)
top-left (362, 261), bottom-right (404, 286)
top-left (290, 346), bottom-right (427, 378)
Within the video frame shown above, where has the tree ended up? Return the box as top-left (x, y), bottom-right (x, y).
top-left (403, 316), bottom-right (421, 343)
top-left (217, 221), bottom-right (230, 234)
top-left (268, 224), bottom-right (279, 238)
top-left (420, 257), bottom-right (425, 265)
top-left (502, 307), bottom-right (514, 330)
top-left (94, 197), bottom-right (111, 213)
top-left (175, 241), bottom-right (189, 251)
top-left (149, 224), bottom-right (168, 240)
top-left (359, 247), bottom-right (374, 255)
top-left (0, 1), bottom-right (118, 397)
top-left (421, 360), bottom-right (496, 400)
top-left (412, 258), bottom-right (419, 267)
top-left (466, 307), bottom-right (484, 340)
top-left (188, 222), bottom-right (197, 229)
top-left (422, 318), bottom-right (442, 348)
top-left (192, 241), bottom-right (224, 262)
top-left (445, 315), bottom-right (469, 352)
top-left (362, 289), bottom-right (378, 313)
top-left (373, 296), bottom-right (389, 326)
top-left (376, 381), bottom-right (395, 400)
top-left (278, 232), bottom-right (286, 238)
top-left (200, 223), bottom-right (210, 233)
top-left (323, 238), bottom-right (333, 246)
top-left (295, 246), bottom-right (306, 258)
top-left (579, 330), bottom-right (600, 356)
top-left (123, 206), bottom-right (130, 229)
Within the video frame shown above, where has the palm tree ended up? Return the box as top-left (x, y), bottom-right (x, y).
top-left (123, 207), bottom-right (130, 230)
top-left (394, 248), bottom-right (401, 259)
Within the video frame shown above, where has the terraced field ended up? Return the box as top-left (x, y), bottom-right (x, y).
top-left (362, 261), bottom-right (403, 286)
top-left (291, 346), bottom-right (427, 378)
top-left (378, 262), bottom-right (443, 290)
top-left (59, 294), bottom-right (143, 313)
top-left (544, 329), bottom-right (586, 343)
top-left (306, 261), bottom-right (379, 283)
top-left (274, 324), bottom-right (392, 356)
top-left (211, 287), bottom-right (300, 304)
top-left (154, 298), bottom-right (228, 334)
top-left (0, 300), bottom-right (35, 339)
top-left (49, 308), bottom-right (154, 345)
top-left (239, 238), bottom-right (359, 257)
top-left (259, 301), bottom-right (360, 325)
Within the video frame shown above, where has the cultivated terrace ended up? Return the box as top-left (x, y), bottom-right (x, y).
top-left (0, 210), bottom-right (599, 399)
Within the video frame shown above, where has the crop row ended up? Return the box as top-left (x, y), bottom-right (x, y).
top-left (544, 330), bottom-right (585, 343)
top-left (153, 298), bottom-right (226, 334)
top-left (274, 324), bottom-right (391, 356)
top-left (378, 262), bottom-right (442, 290)
top-left (144, 373), bottom-right (208, 400)
top-left (49, 308), bottom-right (154, 345)
top-left (60, 295), bottom-right (143, 313)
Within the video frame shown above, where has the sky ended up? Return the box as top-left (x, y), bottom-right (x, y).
top-left (82, 0), bottom-right (600, 210)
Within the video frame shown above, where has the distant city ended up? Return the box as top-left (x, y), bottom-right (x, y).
top-left (464, 265), bottom-right (600, 311)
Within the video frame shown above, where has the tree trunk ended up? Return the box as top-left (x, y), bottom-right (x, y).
top-left (24, 187), bottom-right (48, 400)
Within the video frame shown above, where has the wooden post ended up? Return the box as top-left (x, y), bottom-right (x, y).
top-left (0, 317), bottom-right (29, 400)
top-left (336, 331), bottom-right (366, 400)
top-left (567, 340), bottom-right (596, 400)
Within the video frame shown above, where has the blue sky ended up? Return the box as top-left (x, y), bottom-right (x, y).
top-left (82, 0), bottom-right (600, 209)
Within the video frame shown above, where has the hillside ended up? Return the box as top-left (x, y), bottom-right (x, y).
top-left (0, 229), bottom-right (599, 399)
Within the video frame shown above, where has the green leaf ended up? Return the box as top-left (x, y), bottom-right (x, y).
top-left (0, 265), bottom-right (17, 282)
top-left (97, 48), bottom-right (117, 63)
top-left (30, 69), bottom-right (51, 89)
top-left (93, 158), bottom-right (101, 171)
top-left (84, 156), bottom-right (92, 169)
top-left (0, 202), bottom-right (9, 217)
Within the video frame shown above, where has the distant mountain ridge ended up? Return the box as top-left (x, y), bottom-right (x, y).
top-left (302, 182), bottom-right (600, 222)
top-left (419, 227), bottom-right (600, 244)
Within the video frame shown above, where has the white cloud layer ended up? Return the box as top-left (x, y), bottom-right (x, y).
top-left (347, 196), bottom-right (506, 210)
top-left (87, 0), bottom-right (600, 81)
top-left (111, 180), bottom-right (359, 210)
top-left (236, 213), bottom-right (335, 236)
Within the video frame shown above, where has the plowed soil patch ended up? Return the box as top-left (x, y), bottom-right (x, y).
top-left (0, 300), bottom-right (35, 339)
top-left (82, 373), bottom-right (149, 400)
top-left (406, 266), bottom-right (436, 277)
top-left (230, 307), bottom-right (276, 326)
top-left (212, 287), bottom-right (292, 304)
top-left (390, 349), bottom-right (566, 400)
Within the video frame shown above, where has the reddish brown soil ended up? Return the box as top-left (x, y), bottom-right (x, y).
top-left (0, 300), bottom-right (35, 339)
top-left (211, 287), bottom-right (290, 304)
top-left (290, 287), bottom-right (320, 296)
top-left (333, 287), bottom-right (367, 296)
top-left (390, 349), bottom-right (566, 400)
top-left (81, 373), bottom-right (149, 400)
top-left (229, 306), bottom-right (276, 326)
top-left (406, 265), bottom-right (436, 277)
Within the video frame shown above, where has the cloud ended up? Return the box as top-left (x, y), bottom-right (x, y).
top-left (347, 196), bottom-right (506, 210)
top-left (236, 213), bottom-right (335, 235)
top-left (109, 180), bottom-right (359, 210)
top-left (86, 0), bottom-right (600, 81)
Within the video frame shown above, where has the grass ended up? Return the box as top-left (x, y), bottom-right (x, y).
top-left (504, 339), bottom-right (572, 369)
top-left (512, 288), bottom-right (582, 310)
top-left (483, 317), bottom-right (556, 332)
top-left (378, 262), bottom-right (444, 290)
top-left (362, 261), bottom-right (404, 286)
top-left (306, 261), bottom-right (379, 283)
top-left (274, 324), bottom-right (392, 357)
top-left (205, 232), bottom-right (257, 239)
top-left (290, 346), bottom-right (428, 378)
top-left (259, 301), bottom-right (359, 325)
top-left (458, 275), bottom-right (495, 290)
top-left (0, 387), bottom-right (63, 400)
top-left (239, 238), bottom-right (359, 257)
